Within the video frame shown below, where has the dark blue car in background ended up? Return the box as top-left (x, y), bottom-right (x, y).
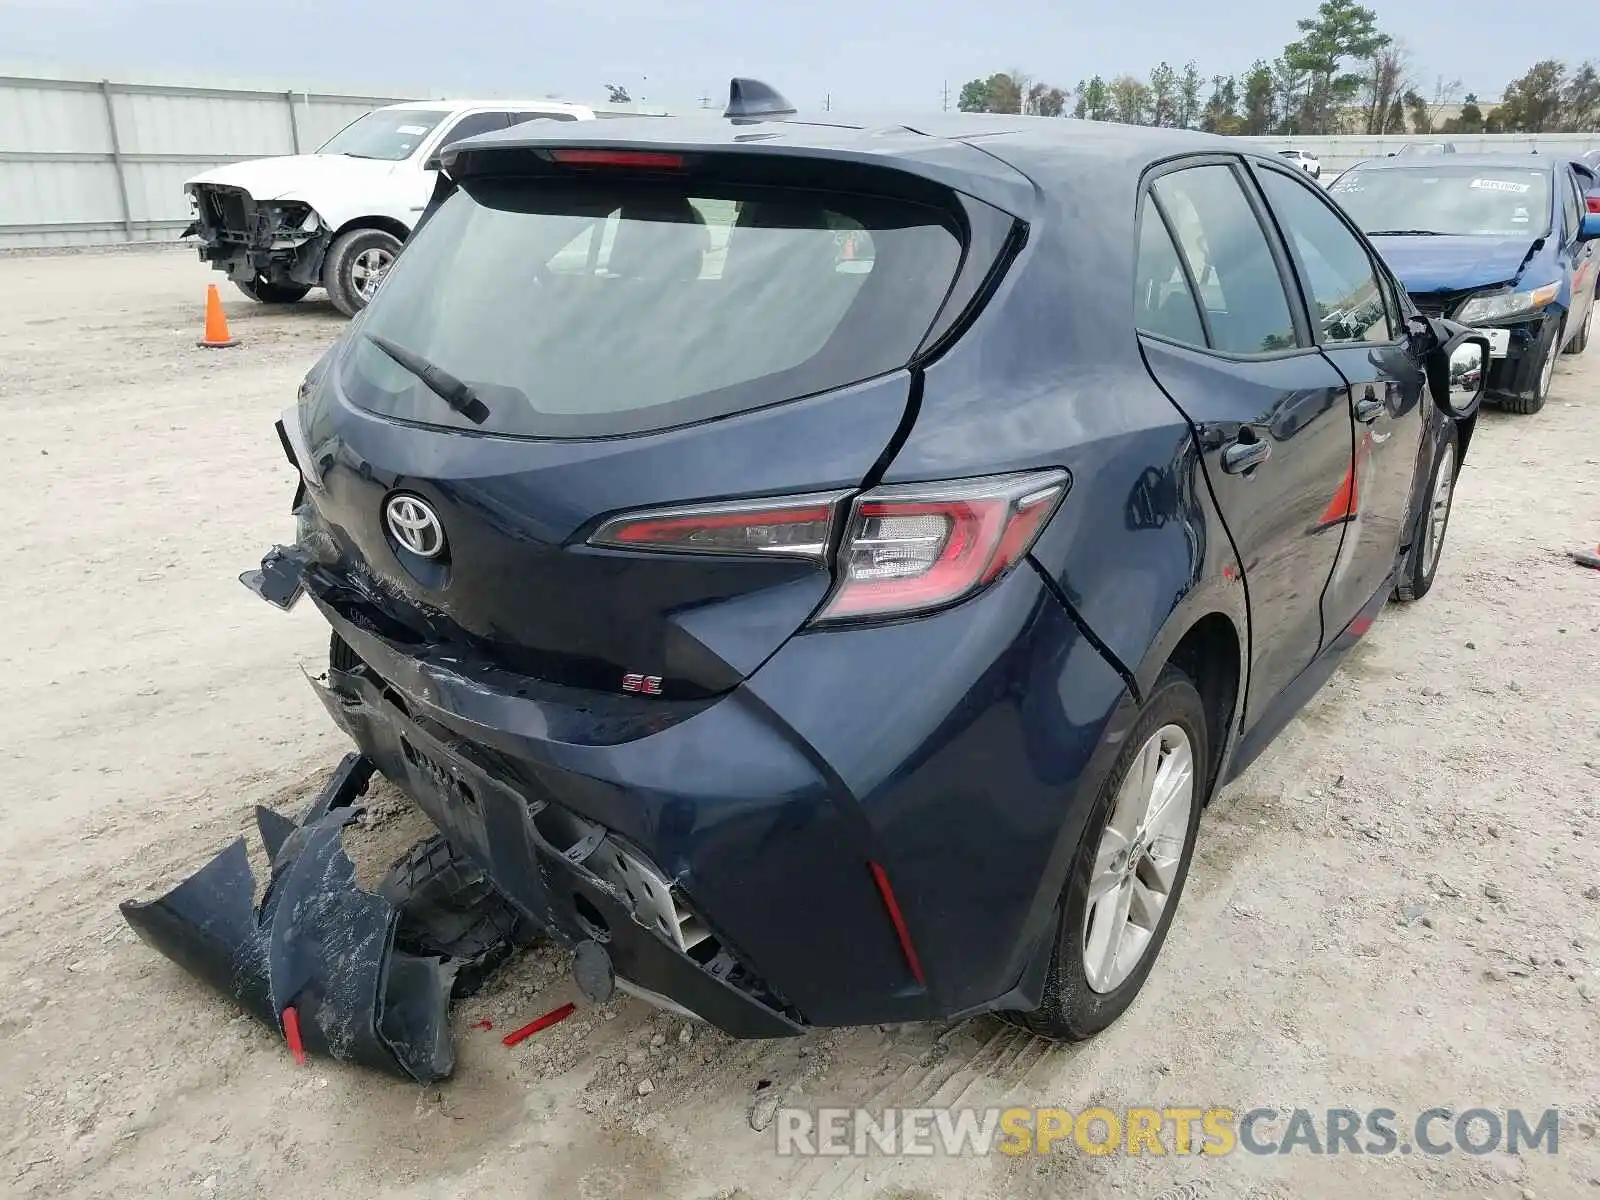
top-left (124, 89), bottom-right (1494, 1078)
top-left (1330, 154), bottom-right (1600, 413)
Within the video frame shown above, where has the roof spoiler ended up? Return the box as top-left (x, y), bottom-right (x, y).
top-left (724, 77), bottom-right (796, 124)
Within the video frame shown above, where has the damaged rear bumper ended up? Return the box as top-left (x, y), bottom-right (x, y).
top-left (120, 756), bottom-right (460, 1082)
top-left (310, 662), bottom-right (804, 1039)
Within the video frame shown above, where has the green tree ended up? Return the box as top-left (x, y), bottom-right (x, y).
top-left (1074, 75), bottom-right (1112, 121)
top-left (1148, 61), bottom-right (1179, 126)
top-left (957, 72), bottom-right (1024, 114)
top-left (1272, 56), bottom-right (1309, 133)
top-left (1284, 0), bottom-right (1390, 133)
top-left (1403, 88), bottom-right (1431, 133)
top-left (1495, 60), bottom-right (1566, 131)
top-left (1241, 60), bottom-right (1276, 134)
top-left (1203, 74), bottom-right (1242, 134)
top-left (1562, 61), bottom-right (1600, 131)
top-left (1109, 75), bottom-right (1152, 125)
top-left (1444, 92), bottom-right (1485, 134)
top-left (1178, 61), bottom-right (1205, 129)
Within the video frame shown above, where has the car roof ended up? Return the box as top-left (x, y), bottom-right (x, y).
top-left (443, 111), bottom-right (1240, 220)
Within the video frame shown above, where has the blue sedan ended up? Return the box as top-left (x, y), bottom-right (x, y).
top-left (1330, 154), bottom-right (1600, 413)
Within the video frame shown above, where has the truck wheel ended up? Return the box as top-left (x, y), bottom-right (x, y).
top-left (323, 228), bottom-right (402, 317)
top-left (235, 277), bottom-right (310, 304)
top-left (1002, 667), bottom-right (1208, 1041)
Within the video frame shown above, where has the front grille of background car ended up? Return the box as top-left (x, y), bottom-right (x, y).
top-left (200, 186), bottom-right (254, 239)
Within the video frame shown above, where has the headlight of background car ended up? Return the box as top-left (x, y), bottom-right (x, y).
top-left (1455, 282), bottom-right (1561, 324)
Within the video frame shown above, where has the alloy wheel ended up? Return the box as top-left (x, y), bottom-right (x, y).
top-left (352, 247), bottom-right (394, 302)
top-left (1419, 443), bottom-right (1456, 579)
top-left (1082, 724), bottom-right (1196, 994)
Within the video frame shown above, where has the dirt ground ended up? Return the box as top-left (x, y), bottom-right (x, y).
top-left (2, 249), bottom-right (1598, 1200)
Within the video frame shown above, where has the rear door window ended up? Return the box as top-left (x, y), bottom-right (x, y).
top-left (1134, 195), bottom-right (1206, 346)
top-left (1257, 168), bottom-right (1392, 345)
top-left (1151, 164), bottom-right (1300, 355)
top-left (340, 177), bottom-right (963, 437)
top-left (437, 111), bottom-right (512, 148)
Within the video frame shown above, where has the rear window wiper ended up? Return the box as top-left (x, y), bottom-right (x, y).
top-left (363, 332), bottom-right (490, 424)
top-left (1365, 229), bottom-right (1445, 236)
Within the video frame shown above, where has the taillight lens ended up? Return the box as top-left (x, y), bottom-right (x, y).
top-left (1587, 193), bottom-right (1600, 215)
top-left (588, 491), bottom-right (849, 560)
top-left (586, 470), bottom-right (1068, 622)
top-left (814, 470), bottom-right (1069, 623)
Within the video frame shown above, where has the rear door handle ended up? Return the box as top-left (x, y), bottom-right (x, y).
top-left (1221, 438), bottom-right (1271, 474)
top-left (1354, 395), bottom-right (1385, 423)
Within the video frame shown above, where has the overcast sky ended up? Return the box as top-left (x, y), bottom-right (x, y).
top-left (0, 0), bottom-right (1570, 110)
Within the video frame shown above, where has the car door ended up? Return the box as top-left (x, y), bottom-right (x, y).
top-left (1562, 167), bottom-right (1597, 326)
top-left (1135, 158), bottom-right (1356, 727)
top-left (1251, 162), bottom-right (1429, 641)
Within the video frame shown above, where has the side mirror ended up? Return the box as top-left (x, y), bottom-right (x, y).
top-left (1580, 210), bottom-right (1600, 241)
top-left (423, 153), bottom-right (444, 172)
top-left (1425, 328), bottom-right (1490, 419)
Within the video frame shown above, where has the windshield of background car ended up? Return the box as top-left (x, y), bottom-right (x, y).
top-left (317, 108), bottom-right (449, 160)
top-left (1330, 165), bottom-right (1551, 237)
top-left (337, 176), bottom-right (964, 437)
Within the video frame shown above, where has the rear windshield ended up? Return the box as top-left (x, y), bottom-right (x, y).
top-left (1330, 164), bottom-right (1551, 237)
top-left (337, 176), bottom-right (963, 437)
top-left (318, 108), bottom-right (449, 161)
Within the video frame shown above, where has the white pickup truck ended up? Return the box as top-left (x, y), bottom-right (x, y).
top-left (183, 99), bottom-right (660, 315)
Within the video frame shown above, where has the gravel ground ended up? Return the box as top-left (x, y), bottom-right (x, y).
top-left (2, 251), bottom-right (1598, 1200)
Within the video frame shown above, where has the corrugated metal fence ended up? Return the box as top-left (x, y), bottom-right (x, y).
top-left (0, 72), bottom-right (425, 249)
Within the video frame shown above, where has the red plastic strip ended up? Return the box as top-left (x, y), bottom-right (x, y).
top-left (282, 1005), bottom-right (307, 1066)
top-left (868, 861), bottom-right (928, 988)
top-left (502, 1002), bottom-right (576, 1047)
top-left (471, 1019), bottom-right (494, 1031)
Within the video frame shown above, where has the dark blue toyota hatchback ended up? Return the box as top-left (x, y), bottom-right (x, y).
top-left (235, 90), bottom-right (1490, 1044)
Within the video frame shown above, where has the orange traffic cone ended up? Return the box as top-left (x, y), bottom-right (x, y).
top-left (197, 284), bottom-right (239, 349)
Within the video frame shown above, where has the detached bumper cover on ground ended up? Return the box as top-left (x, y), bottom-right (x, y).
top-left (120, 755), bottom-right (460, 1083)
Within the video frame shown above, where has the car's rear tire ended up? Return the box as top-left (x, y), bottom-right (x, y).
top-left (1498, 318), bottom-right (1561, 414)
top-left (323, 227), bottom-right (402, 317)
top-left (1565, 308), bottom-right (1591, 356)
top-left (1002, 667), bottom-right (1208, 1041)
top-left (1393, 425), bottom-right (1459, 603)
top-left (235, 277), bottom-right (311, 304)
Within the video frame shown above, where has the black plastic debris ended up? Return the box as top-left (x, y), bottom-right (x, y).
top-left (120, 753), bottom-right (460, 1083)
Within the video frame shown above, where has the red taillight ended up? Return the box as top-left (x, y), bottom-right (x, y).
top-left (549, 148), bottom-right (685, 169)
top-left (1587, 193), bottom-right (1600, 215)
top-left (586, 469), bottom-right (1068, 621)
top-left (815, 470), bottom-right (1069, 622)
top-left (588, 492), bottom-right (848, 560)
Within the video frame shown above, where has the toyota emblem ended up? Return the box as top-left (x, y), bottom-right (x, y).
top-left (385, 494), bottom-right (446, 558)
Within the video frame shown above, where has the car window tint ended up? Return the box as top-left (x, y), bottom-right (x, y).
top-left (1134, 195), bottom-right (1206, 346)
top-left (1258, 169), bottom-right (1392, 345)
top-left (439, 111), bottom-right (511, 147)
top-left (1151, 165), bottom-right (1299, 355)
top-left (511, 111), bottom-right (579, 124)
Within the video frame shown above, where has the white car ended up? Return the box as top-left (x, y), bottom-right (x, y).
top-left (1275, 149), bottom-right (1322, 179)
top-left (183, 99), bottom-right (661, 315)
